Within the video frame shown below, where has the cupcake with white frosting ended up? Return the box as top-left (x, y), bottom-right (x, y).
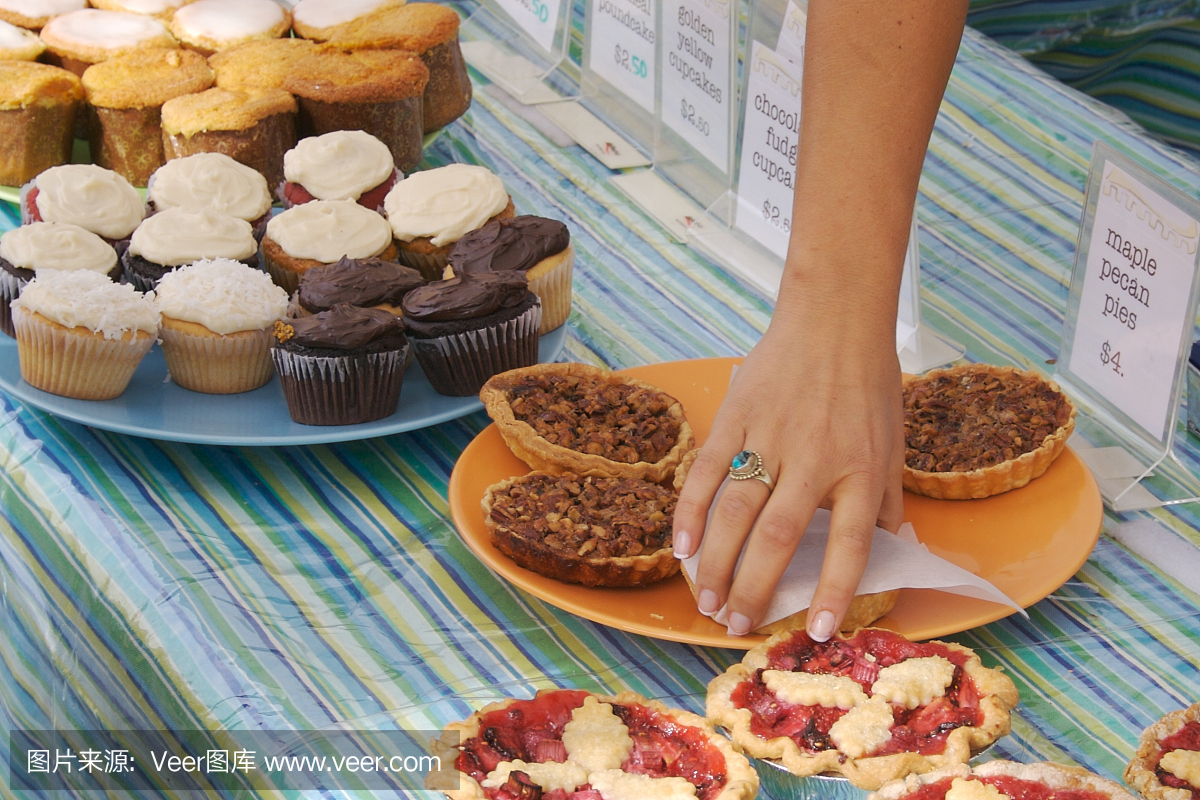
top-left (11, 269), bottom-right (160, 400)
top-left (383, 163), bottom-right (514, 280)
top-left (38, 9), bottom-right (177, 76)
top-left (262, 199), bottom-right (397, 294)
top-left (147, 152), bottom-right (272, 238)
top-left (89, 0), bottom-right (194, 21)
top-left (169, 0), bottom-right (290, 56)
top-left (280, 130), bottom-right (401, 211)
top-left (290, 0), bottom-right (403, 40)
top-left (0, 0), bottom-right (87, 31)
top-left (20, 163), bottom-right (146, 243)
top-left (0, 19), bottom-right (45, 59)
top-left (155, 257), bottom-right (289, 393)
top-left (123, 207), bottom-right (257, 291)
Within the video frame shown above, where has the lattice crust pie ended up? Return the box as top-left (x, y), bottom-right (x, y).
top-left (706, 627), bottom-right (1019, 790)
top-left (480, 363), bottom-right (695, 483)
top-left (483, 471), bottom-right (678, 587)
top-left (870, 760), bottom-right (1137, 800)
top-left (1125, 702), bottom-right (1200, 800)
top-left (432, 688), bottom-right (759, 800)
top-left (903, 364), bottom-right (1076, 500)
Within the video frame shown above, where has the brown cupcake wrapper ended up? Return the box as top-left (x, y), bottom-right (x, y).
top-left (420, 38), bottom-right (472, 132)
top-left (0, 102), bottom-right (79, 188)
top-left (271, 345), bottom-right (407, 425)
top-left (410, 302), bottom-right (541, 396)
top-left (0, 270), bottom-right (27, 338)
top-left (297, 95), bottom-right (423, 172)
top-left (88, 105), bottom-right (166, 188)
top-left (394, 245), bottom-right (449, 280)
top-left (159, 324), bottom-right (276, 394)
top-left (12, 307), bottom-right (154, 400)
top-left (528, 247), bottom-right (574, 334)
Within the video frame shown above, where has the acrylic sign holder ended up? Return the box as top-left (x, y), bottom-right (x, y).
top-left (459, 0), bottom-right (576, 104)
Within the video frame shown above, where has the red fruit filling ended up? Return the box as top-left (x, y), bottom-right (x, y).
top-left (282, 171), bottom-right (399, 210)
top-left (24, 186), bottom-right (41, 222)
top-left (731, 629), bottom-right (981, 757)
top-left (898, 775), bottom-right (1115, 800)
top-left (455, 691), bottom-right (728, 800)
top-left (1155, 721), bottom-right (1200, 797)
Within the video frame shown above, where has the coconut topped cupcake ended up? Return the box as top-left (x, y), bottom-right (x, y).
top-left (0, 19), bottom-right (45, 59)
top-left (0, 0), bottom-right (86, 30)
top-left (14, 268), bottom-right (159, 338)
top-left (169, 0), bottom-right (290, 55)
top-left (385, 164), bottom-right (508, 248)
top-left (209, 37), bottom-right (317, 91)
top-left (24, 164), bottom-right (145, 240)
top-left (39, 9), bottom-right (177, 72)
top-left (266, 199), bottom-right (393, 264)
top-left (129, 207), bottom-right (256, 267)
top-left (282, 129), bottom-right (397, 205)
top-left (148, 152), bottom-right (271, 223)
top-left (291, 0), bottom-right (403, 40)
top-left (156, 257), bottom-right (287, 335)
top-left (1, 222), bottom-right (118, 276)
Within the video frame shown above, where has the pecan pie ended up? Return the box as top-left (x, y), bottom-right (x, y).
top-left (706, 627), bottom-right (1018, 789)
top-left (480, 363), bottom-right (694, 483)
top-left (483, 471), bottom-right (679, 587)
top-left (903, 364), bottom-right (1076, 500)
top-left (872, 760), bottom-right (1137, 800)
top-left (1125, 703), bottom-right (1200, 800)
top-left (431, 688), bottom-right (759, 800)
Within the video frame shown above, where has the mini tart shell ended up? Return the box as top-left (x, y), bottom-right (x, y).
top-left (902, 364), bottom-right (1077, 500)
top-left (1124, 702), bottom-right (1200, 800)
top-left (430, 689), bottom-right (759, 800)
top-left (706, 627), bottom-right (1020, 790)
top-left (872, 760), bottom-right (1139, 800)
top-left (481, 472), bottom-right (679, 588)
top-left (480, 362), bottom-right (695, 483)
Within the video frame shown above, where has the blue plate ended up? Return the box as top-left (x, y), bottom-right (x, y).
top-left (0, 325), bottom-right (568, 446)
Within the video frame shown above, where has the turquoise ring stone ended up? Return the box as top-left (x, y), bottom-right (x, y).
top-left (729, 449), bottom-right (773, 489)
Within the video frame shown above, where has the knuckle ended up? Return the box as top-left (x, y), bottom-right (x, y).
top-left (717, 490), bottom-right (760, 522)
top-left (753, 515), bottom-right (799, 552)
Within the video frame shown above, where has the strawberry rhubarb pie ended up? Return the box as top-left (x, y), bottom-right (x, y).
top-left (1125, 702), bottom-right (1200, 800)
top-left (872, 760), bottom-right (1136, 800)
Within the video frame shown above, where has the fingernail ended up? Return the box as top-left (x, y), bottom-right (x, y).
top-left (673, 530), bottom-right (691, 559)
top-left (727, 613), bottom-right (752, 636)
top-left (808, 610), bottom-right (835, 642)
top-left (697, 589), bottom-right (719, 615)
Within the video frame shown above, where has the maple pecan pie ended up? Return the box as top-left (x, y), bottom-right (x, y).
top-left (1125, 703), bottom-right (1200, 800)
top-left (482, 471), bottom-right (678, 587)
top-left (903, 364), bottom-right (1075, 500)
top-left (431, 688), bottom-right (759, 800)
top-left (481, 363), bottom-right (694, 483)
top-left (706, 627), bottom-right (1018, 789)
top-left (872, 760), bottom-right (1137, 800)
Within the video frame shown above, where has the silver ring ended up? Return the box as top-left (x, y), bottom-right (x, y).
top-left (729, 450), bottom-right (773, 490)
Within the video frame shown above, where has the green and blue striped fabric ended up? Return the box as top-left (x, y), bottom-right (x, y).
top-left (2, 25), bottom-right (1200, 799)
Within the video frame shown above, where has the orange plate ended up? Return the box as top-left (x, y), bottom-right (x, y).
top-left (447, 357), bottom-right (1103, 649)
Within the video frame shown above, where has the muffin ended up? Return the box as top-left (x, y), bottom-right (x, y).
top-left (384, 163), bottom-right (514, 279)
top-left (81, 47), bottom-right (214, 186)
top-left (271, 304), bottom-right (409, 425)
top-left (11, 269), bottom-right (160, 400)
top-left (329, 3), bottom-right (471, 133)
top-left (0, 222), bottom-right (121, 337)
top-left (0, 0), bottom-right (86, 31)
top-left (146, 152), bottom-right (272, 239)
top-left (160, 86), bottom-right (296, 192)
top-left (0, 62), bottom-right (83, 188)
top-left (39, 9), bottom-right (177, 76)
top-left (0, 19), bottom-right (45, 59)
top-left (169, 0), bottom-right (290, 56)
top-left (208, 37), bottom-right (317, 92)
top-left (447, 216), bottom-right (573, 334)
top-left (262, 199), bottom-right (397, 294)
top-left (296, 256), bottom-right (426, 316)
top-left (89, 0), bottom-right (193, 21)
top-left (280, 130), bottom-right (400, 211)
top-left (290, 0), bottom-right (403, 41)
top-left (21, 163), bottom-right (145, 242)
top-left (401, 271), bottom-right (541, 396)
top-left (124, 207), bottom-right (257, 291)
top-left (155, 257), bottom-right (289, 393)
top-left (282, 46), bottom-right (429, 172)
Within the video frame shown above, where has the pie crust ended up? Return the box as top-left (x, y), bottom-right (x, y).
top-left (1124, 702), bottom-right (1200, 800)
top-left (431, 688), bottom-right (759, 800)
top-left (903, 364), bottom-right (1076, 500)
top-left (480, 362), bottom-right (695, 483)
top-left (706, 627), bottom-right (1019, 789)
top-left (872, 760), bottom-right (1138, 800)
top-left (482, 471), bottom-right (679, 587)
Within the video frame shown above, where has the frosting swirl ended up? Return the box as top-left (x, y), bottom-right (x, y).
top-left (275, 304), bottom-right (407, 351)
top-left (266, 199), bottom-right (393, 263)
top-left (284, 130), bottom-right (395, 202)
top-left (0, 222), bottom-right (116, 274)
top-left (297, 256), bottom-right (425, 312)
top-left (384, 164), bottom-right (508, 247)
top-left (448, 216), bottom-right (569, 275)
top-left (33, 164), bottom-right (144, 240)
top-left (13, 268), bottom-right (159, 338)
top-left (129, 208), bottom-right (256, 266)
top-left (401, 272), bottom-right (529, 322)
top-left (148, 153), bottom-right (271, 221)
top-left (155, 257), bottom-right (288, 334)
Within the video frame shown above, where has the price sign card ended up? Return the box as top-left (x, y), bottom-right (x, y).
top-left (1060, 143), bottom-right (1200, 444)
top-left (733, 41), bottom-right (801, 258)
top-left (494, 0), bottom-right (563, 51)
top-left (774, 0), bottom-right (807, 65)
top-left (588, 0), bottom-right (656, 112)
top-left (660, 0), bottom-right (732, 171)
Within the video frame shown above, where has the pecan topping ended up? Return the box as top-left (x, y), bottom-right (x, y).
top-left (488, 473), bottom-right (676, 559)
top-left (505, 373), bottom-right (682, 464)
top-left (904, 366), bottom-right (1072, 473)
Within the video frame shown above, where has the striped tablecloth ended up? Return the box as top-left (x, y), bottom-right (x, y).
top-left (3, 25), bottom-right (1200, 798)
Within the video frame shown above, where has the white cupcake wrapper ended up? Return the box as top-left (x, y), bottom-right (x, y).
top-left (271, 346), bottom-right (407, 425)
top-left (411, 302), bottom-right (542, 396)
top-left (528, 246), bottom-right (574, 334)
top-left (159, 325), bottom-right (275, 394)
top-left (0, 270), bottom-right (28, 338)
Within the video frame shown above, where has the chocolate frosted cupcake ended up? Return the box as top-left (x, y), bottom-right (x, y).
top-left (401, 271), bottom-right (541, 396)
top-left (271, 304), bottom-right (408, 425)
top-left (296, 256), bottom-right (425, 316)
top-left (124, 207), bottom-right (257, 290)
top-left (0, 62), bottom-right (82, 188)
top-left (21, 163), bottom-right (145, 243)
top-left (447, 216), bottom-right (573, 334)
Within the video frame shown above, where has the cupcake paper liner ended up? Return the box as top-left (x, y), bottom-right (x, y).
top-left (395, 243), bottom-right (450, 281)
top-left (271, 346), bottom-right (407, 425)
top-left (528, 246), bottom-right (574, 334)
top-left (0, 270), bottom-right (27, 339)
top-left (88, 106), bottom-right (165, 188)
top-left (13, 307), bottom-right (154, 400)
top-left (411, 302), bottom-right (541, 397)
top-left (159, 323), bottom-right (276, 394)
